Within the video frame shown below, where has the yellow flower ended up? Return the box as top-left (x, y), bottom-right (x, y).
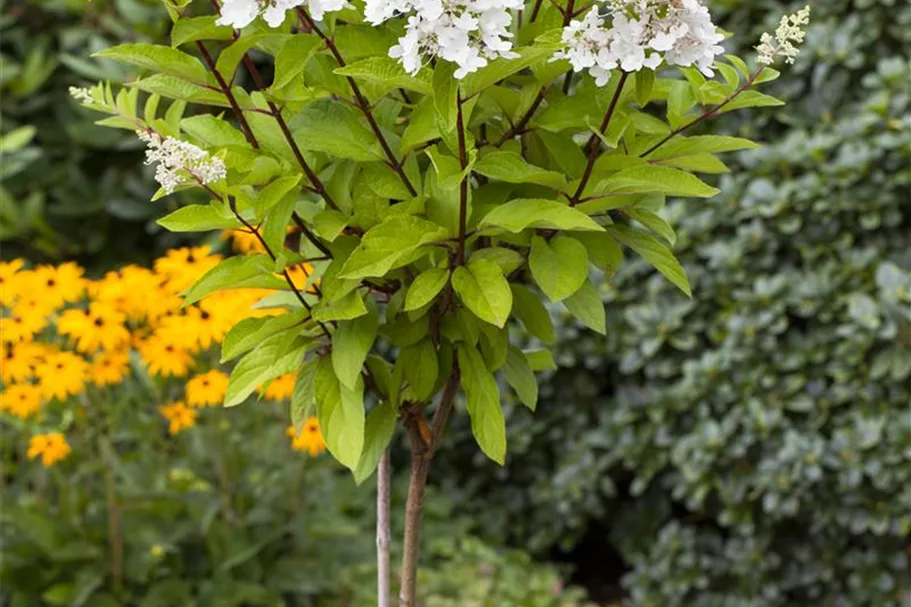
top-left (34, 351), bottom-right (88, 401)
top-left (0, 258), bottom-right (26, 306)
top-left (262, 373), bottom-right (296, 401)
top-left (0, 384), bottom-right (43, 418)
top-left (1, 341), bottom-right (50, 383)
top-left (27, 432), bottom-right (71, 467)
top-left (91, 265), bottom-right (178, 321)
top-left (138, 335), bottom-right (195, 378)
top-left (88, 351), bottom-right (131, 387)
top-left (29, 263), bottom-right (86, 308)
top-left (152, 310), bottom-right (206, 354)
top-left (223, 229), bottom-right (266, 254)
top-left (185, 370), bottom-right (229, 407)
top-left (158, 401), bottom-right (197, 435)
top-left (287, 417), bottom-right (327, 457)
top-left (285, 262), bottom-right (317, 292)
top-left (154, 246), bottom-right (222, 293)
top-left (0, 302), bottom-right (50, 343)
top-left (57, 303), bottom-right (130, 353)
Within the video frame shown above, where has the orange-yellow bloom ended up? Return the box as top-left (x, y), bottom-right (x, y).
top-left (29, 263), bottom-right (86, 308)
top-left (0, 259), bottom-right (26, 306)
top-left (287, 417), bottom-right (326, 457)
top-left (88, 351), bottom-right (131, 387)
top-left (57, 303), bottom-right (130, 353)
top-left (138, 335), bottom-right (195, 378)
top-left (34, 351), bottom-right (88, 401)
top-left (158, 401), bottom-right (197, 435)
top-left (154, 246), bottom-right (221, 293)
top-left (185, 370), bottom-right (229, 407)
top-left (0, 384), bottom-right (43, 418)
top-left (27, 432), bottom-right (71, 467)
top-left (1, 341), bottom-right (50, 383)
top-left (262, 373), bottom-right (296, 401)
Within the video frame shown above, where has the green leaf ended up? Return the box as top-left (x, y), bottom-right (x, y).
top-left (478, 323), bottom-right (509, 371)
top-left (529, 235), bottom-right (588, 302)
top-left (451, 259), bottom-right (513, 328)
top-left (272, 36), bottom-right (321, 90)
top-left (474, 151), bottom-right (567, 190)
top-left (216, 34), bottom-right (283, 80)
top-left (128, 74), bottom-right (229, 107)
top-left (95, 44), bottom-right (210, 84)
top-left (181, 114), bottom-right (248, 147)
top-left (470, 247), bottom-right (525, 274)
top-left (335, 57), bottom-right (433, 95)
top-left (353, 403), bottom-right (397, 485)
top-left (183, 255), bottom-right (286, 304)
top-left (563, 278), bottom-right (606, 334)
top-left (480, 199), bottom-right (603, 233)
top-left (290, 100), bottom-right (385, 162)
top-left (595, 165), bottom-right (719, 198)
top-left (171, 16), bottom-right (234, 47)
top-left (433, 62), bottom-right (459, 134)
top-left (398, 338), bottom-right (439, 401)
top-left (635, 69), bottom-right (655, 106)
top-left (262, 196), bottom-right (296, 255)
top-left (720, 90), bottom-right (785, 112)
top-left (574, 232), bottom-right (624, 277)
top-left (538, 130), bottom-right (587, 179)
top-left (225, 332), bottom-right (309, 407)
top-left (503, 347), bottom-right (538, 410)
top-left (405, 268), bottom-right (449, 312)
top-left (290, 357), bottom-right (319, 431)
top-left (0, 126), bottom-right (36, 153)
top-left (340, 215), bottom-right (449, 280)
top-left (457, 344), bottom-right (506, 465)
top-left (525, 348), bottom-right (557, 371)
top-left (607, 225), bottom-right (691, 297)
top-left (255, 175), bottom-right (302, 217)
top-left (331, 308), bottom-right (379, 390)
top-left (157, 204), bottom-right (239, 232)
top-left (401, 97), bottom-right (439, 153)
top-left (221, 309), bottom-right (311, 362)
top-left (312, 290), bottom-right (368, 322)
top-left (461, 45), bottom-right (553, 96)
top-left (644, 135), bottom-right (759, 160)
top-left (625, 207), bottom-right (676, 245)
top-left (315, 357), bottom-right (365, 470)
top-left (510, 284), bottom-right (555, 344)
top-left (312, 209), bottom-right (349, 242)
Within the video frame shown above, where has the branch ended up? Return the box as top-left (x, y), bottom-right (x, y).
top-left (376, 450), bottom-right (392, 607)
top-left (639, 67), bottom-right (766, 158)
top-left (570, 71), bottom-right (629, 205)
top-left (493, 86), bottom-right (548, 147)
top-left (295, 8), bottom-right (418, 198)
top-left (194, 40), bottom-right (259, 149)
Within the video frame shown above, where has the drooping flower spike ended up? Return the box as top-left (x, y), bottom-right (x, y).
top-left (756, 6), bottom-right (811, 66)
top-left (137, 131), bottom-right (227, 195)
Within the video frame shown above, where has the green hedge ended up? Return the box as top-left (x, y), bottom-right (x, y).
top-left (0, 0), bottom-right (181, 266)
top-left (437, 1), bottom-right (911, 604)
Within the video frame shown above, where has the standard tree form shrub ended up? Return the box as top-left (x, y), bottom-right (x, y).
top-left (72, 0), bottom-right (810, 603)
top-left (434, 1), bottom-right (911, 604)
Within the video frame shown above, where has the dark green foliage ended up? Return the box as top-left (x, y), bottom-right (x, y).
top-left (437, 1), bottom-right (911, 604)
top-left (0, 0), bottom-right (187, 266)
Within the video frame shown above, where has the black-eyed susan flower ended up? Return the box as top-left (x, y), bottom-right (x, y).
top-left (29, 263), bottom-right (86, 308)
top-left (88, 351), bottom-right (131, 387)
top-left (262, 373), bottom-right (296, 401)
top-left (57, 303), bottom-right (130, 353)
top-left (158, 401), bottom-right (198, 435)
top-left (138, 335), bottom-right (195, 378)
top-left (287, 417), bottom-right (326, 456)
top-left (185, 370), bottom-right (229, 407)
top-left (222, 229), bottom-right (266, 254)
top-left (34, 351), bottom-right (88, 401)
top-left (0, 258), bottom-right (26, 306)
top-left (0, 384), bottom-right (43, 419)
top-left (0, 302), bottom-right (50, 343)
top-left (1, 341), bottom-right (48, 383)
top-left (154, 246), bottom-right (222, 293)
top-left (27, 432), bottom-right (71, 467)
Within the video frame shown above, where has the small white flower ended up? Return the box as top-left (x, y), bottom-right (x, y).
top-left (555, 0), bottom-right (726, 85)
top-left (756, 5), bottom-right (811, 65)
top-left (138, 131), bottom-right (227, 195)
top-left (217, 0), bottom-right (351, 29)
top-left (68, 86), bottom-right (94, 103)
top-left (367, 0), bottom-right (522, 79)
top-left (217, 0), bottom-right (261, 28)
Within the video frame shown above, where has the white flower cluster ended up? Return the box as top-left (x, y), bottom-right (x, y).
top-left (365, 0), bottom-right (523, 79)
top-left (68, 86), bottom-right (94, 103)
top-left (217, 0), bottom-right (350, 29)
top-left (756, 6), bottom-right (810, 66)
top-left (138, 131), bottom-right (227, 195)
top-left (555, 0), bottom-right (725, 86)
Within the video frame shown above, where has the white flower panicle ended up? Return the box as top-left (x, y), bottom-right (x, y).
top-left (555, 0), bottom-right (725, 86)
top-left (138, 131), bottom-right (227, 195)
top-left (68, 86), bottom-right (94, 103)
top-left (365, 0), bottom-right (523, 79)
top-left (217, 0), bottom-right (351, 29)
top-left (756, 6), bottom-right (810, 66)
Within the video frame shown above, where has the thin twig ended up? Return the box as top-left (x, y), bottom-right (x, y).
top-left (456, 91), bottom-right (469, 266)
top-left (570, 71), bottom-right (629, 205)
top-left (493, 86), bottom-right (548, 146)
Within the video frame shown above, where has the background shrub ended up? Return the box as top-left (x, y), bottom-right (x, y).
top-left (436, 1), bottom-right (911, 604)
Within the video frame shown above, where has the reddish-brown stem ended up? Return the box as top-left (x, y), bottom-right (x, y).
top-left (195, 40), bottom-right (259, 149)
top-left (494, 86), bottom-right (548, 146)
top-left (640, 67), bottom-right (766, 158)
top-left (570, 71), bottom-right (629, 205)
top-left (295, 8), bottom-right (418, 198)
top-left (455, 92), bottom-right (469, 266)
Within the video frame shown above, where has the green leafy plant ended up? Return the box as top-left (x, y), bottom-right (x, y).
top-left (75, 0), bottom-right (808, 602)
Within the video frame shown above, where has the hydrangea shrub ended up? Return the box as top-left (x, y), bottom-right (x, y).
top-left (75, 0), bottom-right (807, 601)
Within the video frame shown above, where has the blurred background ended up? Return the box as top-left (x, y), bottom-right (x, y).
top-left (1, 0), bottom-right (909, 605)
